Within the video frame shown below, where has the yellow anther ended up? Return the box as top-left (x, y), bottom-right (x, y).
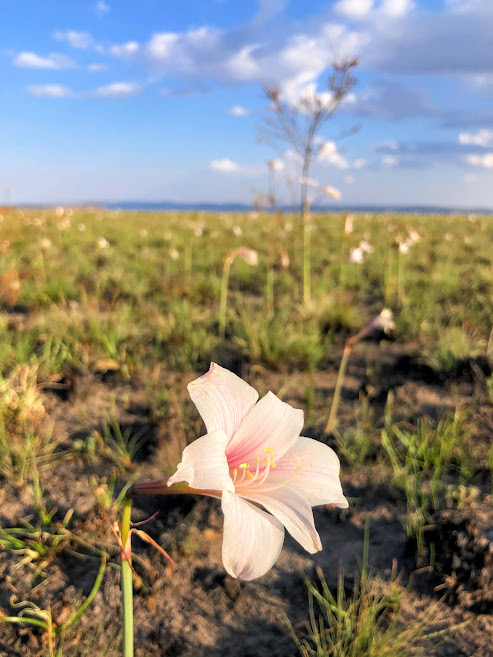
top-left (233, 468), bottom-right (237, 477)
top-left (246, 470), bottom-right (254, 480)
top-left (239, 463), bottom-right (250, 469)
top-left (263, 447), bottom-right (275, 455)
top-left (256, 456), bottom-right (260, 463)
top-left (270, 461), bottom-right (276, 468)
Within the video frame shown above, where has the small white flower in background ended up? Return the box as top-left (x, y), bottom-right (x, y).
top-left (235, 247), bottom-right (258, 267)
top-left (269, 159), bottom-right (284, 171)
top-left (464, 236), bottom-right (472, 245)
top-left (399, 241), bottom-right (410, 254)
top-left (232, 226), bottom-right (243, 237)
top-left (33, 217), bottom-right (44, 227)
top-left (169, 248), bottom-right (180, 260)
top-left (194, 227), bottom-right (203, 237)
top-left (344, 215), bottom-right (354, 235)
top-left (299, 176), bottom-right (319, 188)
top-left (249, 211), bottom-right (259, 220)
top-left (140, 229), bottom-right (148, 238)
top-left (408, 229), bottom-right (421, 244)
top-left (348, 247), bottom-right (364, 264)
top-left (96, 237), bottom-right (110, 249)
top-left (77, 223), bottom-right (86, 232)
top-left (40, 238), bottom-right (52, 250)
top-left (284, 221), bottom-right (293, 233)
top-left (359, 239), bottom-right (374, 254)
top-left (321, 185), bottom-right (341, 200)
top-left (444, 232), bottom-right (453, 242)
top-left (55, 206), bottom-right (65, 218)
top-left (58, 219), bottom-right (71, 230)
top-left (280, 250), bottom-right (290, 268)
top-left (468, 214), bottom-right (477, 223)
top-left (369, 308), bottom-right (396, 334)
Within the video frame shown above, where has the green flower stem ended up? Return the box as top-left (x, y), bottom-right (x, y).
top-left (219, 258), bottom-right (232, 340)
top-left (121, 497), bottom-right (134, 657)
top-left (325, 341), bottom-right (352, 435)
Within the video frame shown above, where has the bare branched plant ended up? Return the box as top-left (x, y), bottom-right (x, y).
top-left (260, 57), bottom-right (358, 302)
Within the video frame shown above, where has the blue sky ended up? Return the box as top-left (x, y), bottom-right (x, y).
top-left (2, 0), bottom-right (493, 207)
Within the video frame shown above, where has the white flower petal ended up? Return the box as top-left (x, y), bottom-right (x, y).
top-left (268, 437), bottom-right (348, 508)
top-left (167, 430), bottom-right (234, 493)
top-left (188, 363), bottom-right (258, 438)
top-left (243, 486), bottom-right (322, 554)
top-left (221, 491), bottom-right (284, 580)
top-left (226, 392), bottom-right (304, 467)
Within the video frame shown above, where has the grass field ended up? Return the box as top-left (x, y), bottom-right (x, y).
top-left (0, 206), bottom-right (492, 656)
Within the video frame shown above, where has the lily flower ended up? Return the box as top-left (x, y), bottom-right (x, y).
top-left (348, 247), bottom-right (364, 264)
top-left (134, 364), bottom-right (347, 580)
top-left (358, 239), bottom-right (374, 254)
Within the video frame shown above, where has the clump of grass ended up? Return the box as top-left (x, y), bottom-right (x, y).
top-left (285, 526), bottom-right (446, 657)
top-left (232, 306), bottom-right (326, 370)
top-left (92, 415), bottom-right (150, 470)
top-left (381, 400), bottom-right (473, 556)
top-left (333, 396), bottom-right (376, 467)
top-left (421, 326), bottom-right (486, 376)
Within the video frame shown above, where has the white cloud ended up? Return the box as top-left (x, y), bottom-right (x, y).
top-left (466, 153), bottom-right (493, 168)
top-left (147, 32), bottom-right (179, 63)
top-left (28, 84), bottom-right (73, 98)
top-left (53, 30), bottom-right (94, 49)
top-left (382, 155), bottom-right (398, 166)
top-left (378, 140), bottom-right (398, 150)
top-left (378, 0), bottom-right (414, 18)
top-left (228, 105), bottom-right (250, 117)
top-left (110, 41), bottom-right (140, 58)
top-left (95, 1), bottom-right (110, 18)
top-left (92, 82), bottom-right (141, 98)
top-left (344, 174), bottom-right (355, 183)
top-left (88, 63), bottom-right (107, 72)
top-left (334, 0), bottom-right (374, 19)
top-left (225, 44), bottom-right (260, 79)
top-left (459, 129), bottom-right (493, 146)
top-left (317, 140), bottom-right (350, 169)
top-left (353, 158), bottom-right (367, 168)
top-left (14, 51), bottom-right (76, 69)
top-left (210, 158), bottom-right (240, 173)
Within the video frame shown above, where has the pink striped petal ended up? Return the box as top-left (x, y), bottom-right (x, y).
top-left (221, 491), bottom-right (284, 580)
top-left (226, 392), bottom-right (304, 467)
top-left (267, 437), bottom-right (348, 508)
top-left (243, 486), bottom-right (322, 554)
top-left (188, 363), bottom-right (258, 438)
top-left (167, 430), bottom-right (234, 493)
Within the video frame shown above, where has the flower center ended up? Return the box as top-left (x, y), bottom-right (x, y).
top-left (230, 448), bottom-right (309, 494)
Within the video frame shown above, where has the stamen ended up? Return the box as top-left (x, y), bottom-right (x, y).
top-left (245, 470), bottom-right (254, 480)
top-left (239, 463), bottom-right (250, 469)
top-left (250, 461), bottom-right (304, 493)
top-left (262, 447), bottom-right (275, 455)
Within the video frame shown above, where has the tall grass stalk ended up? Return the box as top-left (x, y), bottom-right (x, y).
top-left (266, 266), bottom-right (274, 309)
top-left (219, 254), bottom-right (233, 340)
